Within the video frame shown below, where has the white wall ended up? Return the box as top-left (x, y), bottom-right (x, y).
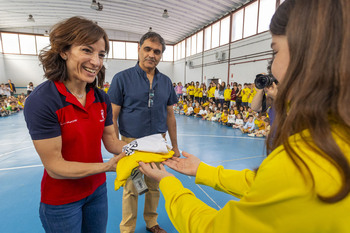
top-left (0, 32), bottom-right (272, 91)
top-left (172, 31), bottom-right (272, 86)
top-left (229, 32), bottom-right (272, 85)
top-left (0, 55), bottom-right (173, 93)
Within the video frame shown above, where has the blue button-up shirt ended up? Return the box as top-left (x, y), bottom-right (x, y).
top-left (108, 63), bottom-right (178, 138)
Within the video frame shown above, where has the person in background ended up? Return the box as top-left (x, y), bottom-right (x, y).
top-left (138, 0), bottom-right (350, 232)
top-left (103, 81), bottom-right (110, 93)
top-left (4, 84), bottom-right (11, 97)
top-left (108, 31), bottom-right (179, 233)
top-left (7, 79), bottom-right (16, 96)
top-left (224, 83), bottom-right (231, 107)
top-left (187, 81), bottom-right (195, 101)
top-left (241, 83), bottom-right (249, 107)
top-left (0, 83), bottom-right (5, 98)
top-left (208, 82), bottom-right (216, 102)
top-left (24, 16), bottom-right (126, 233)
top-left (27, 82), bottom-right (34, 95)
top-left (247, 83), bottom-right (256, 108)
top-left (236, 83), bottom-right (242, 107)
top-left (240, 115), bottom-right (255, 133)
top-left (175, 82), bottom-right (183, 99)
top-left (6, 101), bottom-right (20, 113)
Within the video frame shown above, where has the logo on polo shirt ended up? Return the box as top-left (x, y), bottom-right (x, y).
top-left (100, 109), bottom-right (105, 122)
top-left (60, 119), bottom-right (78, 126)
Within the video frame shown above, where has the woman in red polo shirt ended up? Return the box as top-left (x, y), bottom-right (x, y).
top-left (24, 17), bottom-right (126, 233)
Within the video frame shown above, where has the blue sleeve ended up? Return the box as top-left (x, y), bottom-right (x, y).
top-left (104, 91), bottom-right (113, 127)
top-left (107, 73), bottom-right (124, 106)
top-left (167, 79), bottom-right (178, 106)
top-left (24, 91), bottom-right (61, 140)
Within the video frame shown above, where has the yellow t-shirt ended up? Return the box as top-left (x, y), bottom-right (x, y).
top-left (205, 112), bottom-right (214, 120)
top-left (248, 88), bottom-right (257, 103)
top-left (255, 119), bottom-right (265, 130)
top-left (183, 104), bottom-right (188, 113)
top-left (194, 107), bottom-right (200, 114)
top-left (241, 87), bottom-right (250, 102)
top-left (18, 101), bottom-right (24, 108)
top-left (159, 126), bottom-right (349, 233)
top-left (188, 85), bottom-right (195, 95)
top-left (202, 102), bottom-right (209, 107)
top-left (208, 86), bottom-right (216, 98)
top-left (194, 87), bottom-right (200, 97)
top-left (115, 150), bottom-right (174, 190)
top-left (224, 89), bottom-right (232, 101)
top-left (221, 115), bottom-right (228, 123)
top-left (198, 88), bottom-right (203, 98)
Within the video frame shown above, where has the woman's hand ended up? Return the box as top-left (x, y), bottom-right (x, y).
top-left (138, 162), bottom-right (174, 182)
top-left (264, 82), bottom-right (278, 100)
top-left (106, 151), bottom-right (126, 172)
top-left (163, 151), bottom-right (201, 177)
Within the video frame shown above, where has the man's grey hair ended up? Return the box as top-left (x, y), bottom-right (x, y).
top-left (139, 32), bottom-right (166, 53)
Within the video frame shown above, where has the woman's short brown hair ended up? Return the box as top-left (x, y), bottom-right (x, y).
top-left (39, 16), bottom-right (109, 88)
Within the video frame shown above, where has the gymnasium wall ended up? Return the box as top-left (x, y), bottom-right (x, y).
top-left (173, 31), bottom-right (272, 86)
top-left (0, 31), bottom-right (272, 93)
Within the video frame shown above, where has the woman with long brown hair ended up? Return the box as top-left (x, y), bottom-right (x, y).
top-left (24, 17), bottom-right (126, 232)
top-left (138, 0), bottom-right (350, 232)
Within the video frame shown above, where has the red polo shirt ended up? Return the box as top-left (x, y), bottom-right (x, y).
top-left (24, 81), bottom-right (113, 205)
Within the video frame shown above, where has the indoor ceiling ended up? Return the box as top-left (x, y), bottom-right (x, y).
top-left (0, 0), bottom-right (251, 44)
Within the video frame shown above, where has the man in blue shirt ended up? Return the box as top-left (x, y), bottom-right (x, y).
top-left (108, 32), bottom-right (179, 233)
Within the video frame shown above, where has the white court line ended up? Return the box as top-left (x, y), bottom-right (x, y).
top-left (0, 159), bottom-right (111, 171)
top-left (195, 183), bottom-right (222, 209)
top-left (208, 155), bottom-right (265, 164)
top-left (0, 164), bottom-right (43, 171)
top-left (177, 133), bottom-right (265, 140)
top-left (0, 146), bottom-right (34, 158)
top-left (187, 176), bottom-right (222, 209)
top-left (0, 140), bottom-right (32, 146)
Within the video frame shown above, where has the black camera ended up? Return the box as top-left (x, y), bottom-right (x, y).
top-left (254, 74), bottom-right (278, 89)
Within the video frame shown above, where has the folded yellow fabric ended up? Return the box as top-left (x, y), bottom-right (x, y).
top-left (115, 150), bottom-right (174, 190)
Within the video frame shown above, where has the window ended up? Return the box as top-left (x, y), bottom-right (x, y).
top-left (113, 41), bottom-right (126, 59)
top-left (191, 34), bottom-right (196, 55)
top-left (181, 41), bottom-right (185, 59)
top-left (197, 30), bottom-right (203, 53)
top-left (243, 1), bottom-right (259, 38)
top-left (220, 16), bottom-right (230, 46)
top-left (2, 33), bottom-right (20, 54)
top-left (231, 10), bottom-right (244, 41)
top-left (108, 41), bottom-right (113, 58)
top-left (162, 45), bottom-right (173, 61)
top-left (174, 44), bottom-right (178, 61)
top-left (36, 36), bottom-right (50, 54)
top-left (0, 38), bottom-right (2, 53)
top-left (19, 35), bottom-right (36, 55)
top-left (178, 43), bottom-right (182, 60)
top-left (126, 42), bottom-right (138, 59)
top-left (211, 21), bottom-right (220, 48)
top-left (186, 37), bottom-right (191, 57)
top-left (204, 26), bottom-right (211, 51)
top-left (258, 0), bottom-right (276, 33)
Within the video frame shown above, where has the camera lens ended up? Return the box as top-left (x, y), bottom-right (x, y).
top-left (254, 74), bottom-right (278, 89)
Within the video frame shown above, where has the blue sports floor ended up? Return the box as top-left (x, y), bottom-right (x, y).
top-left (0, 111), bottom-right (266, 233)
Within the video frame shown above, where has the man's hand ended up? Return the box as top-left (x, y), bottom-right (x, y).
top-left (172, 147), bottom-right (181, 158)
top-left (138, 162), bottom-right (174, 182)
top-left (163, 151), bottom-right (201, 177)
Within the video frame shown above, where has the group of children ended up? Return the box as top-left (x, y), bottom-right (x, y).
top-left (0, 94), bottom-right (25, 117)
top-left (173, 95), bottom-right (270, 137)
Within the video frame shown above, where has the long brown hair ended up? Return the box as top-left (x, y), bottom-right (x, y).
top-left (39, 16), bottom-right (109, 88)
top-left (267, 0), bottom-right (350, 203)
